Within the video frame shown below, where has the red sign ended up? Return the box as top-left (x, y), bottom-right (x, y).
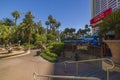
top-left (90, 8), bottom-right (112, 24)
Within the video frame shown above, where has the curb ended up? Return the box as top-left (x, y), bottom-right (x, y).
top-left (0, 51), bottom-right (30, 59)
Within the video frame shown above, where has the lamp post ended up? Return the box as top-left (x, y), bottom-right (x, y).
top-left (58, 30), bottom-right (61, 42)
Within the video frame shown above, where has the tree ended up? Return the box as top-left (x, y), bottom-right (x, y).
top-left (1, 18), bottom-right (15, 44)
top-left (10, 25), bottom-right (19, 44)
top-left (2, 18), bottom-right (15, 26)
top-left (22, 11), bottom-right (35, 48)
top-left (45, 21), bottom-right (49, 34)
top-left (34, 33), bottom-right (47, 48)
top-left (55, 21), bottom-right (61, 30)
top-left (46, 15), bottom-right (61, 32)
top-left (35, 21), bottom-right (46, 34)
top-left (0, 23), bottom-right (9, 45)
top-left (63, 28), bottom-right (70, 39)
top-left (85, 24), bottom-right (91, 36)
top-left (45, 15), bottom-right (61, 42)
top-left (99, 8), bottom-right (120, 39)
top-left (61, 28), bottom-right (76, 40)
top-left (76, 28), bottom-right (82, 38)
top-left (76, 28), bottom-right (87, 38)
top-left (12, 10), bottom-right (20, 25)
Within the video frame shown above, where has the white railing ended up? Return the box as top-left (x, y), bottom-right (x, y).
top-left (33, 72), bottom-right (101, 80)
top-left (33, 58), bottom-right (115, 80)
top-left (64, 58), bottom-right (115, 80)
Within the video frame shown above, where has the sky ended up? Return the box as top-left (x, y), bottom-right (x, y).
top-left (0, 0), bottom-right (91, 31)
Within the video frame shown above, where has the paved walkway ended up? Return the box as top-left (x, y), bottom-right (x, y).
top-left (0, 50), bottom-right (54, 80)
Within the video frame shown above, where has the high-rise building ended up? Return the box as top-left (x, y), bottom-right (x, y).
top-left (90, 0), bottom-right (120, 33)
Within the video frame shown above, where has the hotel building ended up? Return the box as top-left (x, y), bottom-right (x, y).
top-left (90, 0), bottom-right (120, 34)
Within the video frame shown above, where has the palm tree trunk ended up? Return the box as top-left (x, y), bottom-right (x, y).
top-left (47, 25), bottom-right (48, 34)
top-left (28, 30), bottom-right (31, 50)
top-left (15, 18), bottom-right (17, 25)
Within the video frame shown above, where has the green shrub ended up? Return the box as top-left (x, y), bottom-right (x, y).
top-left (41, 52), bottom-right (57, 62)
top-left (34, 41), bottom-right (42, 48)
top-left (46, 44), bottom-right (53, 49)
top-left (42, 49), bottom-right (57, 57)
top-left (23, 43), bottom-right (34, 49)
top-left (40, 42), bottom-right (64, 62)
top-left (51, 42), bottom-right (64, 54)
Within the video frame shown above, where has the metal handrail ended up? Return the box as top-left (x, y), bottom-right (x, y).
top-left (33, 58), bottom-right (115, 80)
top-left (33, 72), bottom-right (101, 80)
top-left (64, 58), bottom-right (115, 80)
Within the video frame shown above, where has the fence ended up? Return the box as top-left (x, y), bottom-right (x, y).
top-left (33, 58), bottom-right (115, 80)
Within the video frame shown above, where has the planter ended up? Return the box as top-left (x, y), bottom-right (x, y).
top-left (104, 40), bottom-right (120, 63)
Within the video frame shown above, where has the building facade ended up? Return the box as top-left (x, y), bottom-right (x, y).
top-left (90, 0), bottom-right (120, 33)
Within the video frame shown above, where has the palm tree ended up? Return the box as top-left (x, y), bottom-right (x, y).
top-left (99, 8), bottom-right (120, 39)
top-left (35, 22), bottom-right (46, 34)
top-left (12, 10), bottom-right (20, 25)
top-left (9, 25), bottom-right (18, 44)
top-left (63, 28), bottom-right (76, 39)
top-left (64, 28), bottom-right (70, 39)
top-left (2, 18), bottom-right (15, 44)
top-left (2, 18), bottom-right (15, 26)
top-left (55, 21), bottom-right (61, 30)
top-left (45, 21), bottom-right (49, 34)
top-left (76, 28), bottom-right (82, 38)
top-left (55, 22), bottom-right (61, 41)
top-left (45, 15), bottom-right (61, 41)
top-left (47, 15), bottom-right (61, 31)
top-left (85, 24), bottom-right (91, 36)
top-left (78, 29), bottom-right (86, 38)
top-left (0, 23), bottom-right (9, 45)
top-left (15, 23), bottom-right (26, 43)
top-left (48, 15), bottom-right (55, 30)
top-left (22, 11), bottom-right (35, 49)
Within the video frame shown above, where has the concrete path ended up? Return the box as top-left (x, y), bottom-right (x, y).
top-left (0, 50), bottom-right (54, 80)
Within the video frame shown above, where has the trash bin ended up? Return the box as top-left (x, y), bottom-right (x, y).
top-left (36, 51), bottom-right (41, 56)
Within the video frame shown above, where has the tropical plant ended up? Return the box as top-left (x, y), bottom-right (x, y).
top-left (0, 24), bottom-right (9, 45)
top-left (99, 9), bottom-right (120, 39)
top-left (34, 33), bottom-right (47, 47)
top-left (45, 15), bottom-right (61, 42)
top-left (1, 18), bottom-right (16, 44)
top-left (45, 21), bottom-right (49, 34)
top-left (62, 28), bottom-right (76, 40)
top-left (50, 42), bottom-right (64, 55)
top-left (12, 10), bottom-right (20, 25)
top-left (22, 11), bottom-right (35, 48)
top-left (85, 24), bottom-right (90, 35)
top-left (9, 26), bottom-right (18, 43)
top-left (35, 22), bottom-right (46, 34)
top-left (2, 18), bottom-right (15, 26)
top-left (47, 33), bottom-right (56, 42)
top-left (41, 42), bottom-right (64, 62)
